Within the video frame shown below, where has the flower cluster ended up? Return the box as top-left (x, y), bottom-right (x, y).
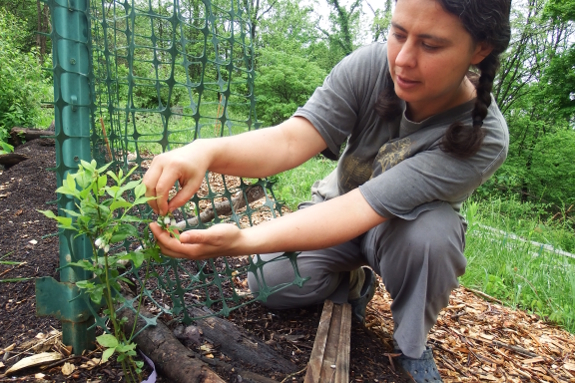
top-left (95, 237), bottom-right (110, 253)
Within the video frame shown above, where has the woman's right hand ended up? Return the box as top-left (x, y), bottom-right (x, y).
top-left (143, 141), bottom-right (210, 216)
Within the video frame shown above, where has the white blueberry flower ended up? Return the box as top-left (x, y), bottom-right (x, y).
top-left (171, 219), bottom-right (176, 226)
top-left (104, 245), bottom-right (110, 253)
top-left (164, 216), bottom-right (171, 225)
top-left (95, 238), bottom-right (104, 248)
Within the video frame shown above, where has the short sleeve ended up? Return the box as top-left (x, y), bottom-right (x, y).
top-left (293, 43), bottom-right (389, 159)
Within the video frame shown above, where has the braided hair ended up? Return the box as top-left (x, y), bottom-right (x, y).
top-left (375, 0), bottom-right (511, 159)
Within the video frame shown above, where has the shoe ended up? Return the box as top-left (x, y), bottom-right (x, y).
top-left (348, 266), bottom-right (377, 323)
top-left (395, 347), bottom-right (443, 383)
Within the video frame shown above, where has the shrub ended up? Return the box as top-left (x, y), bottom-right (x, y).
top-left (255, 49), bottom-right (327, 126)
top-left (0, 9), bottom-right (49, 148)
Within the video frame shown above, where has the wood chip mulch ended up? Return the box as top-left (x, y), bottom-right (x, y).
top-left (366, 282), bottom-right (575, 382)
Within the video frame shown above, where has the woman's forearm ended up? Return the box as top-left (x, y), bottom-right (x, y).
top-left (237, 188), bottom-right (387, 254)
top-left (203, 117), bottom-right (327, 178)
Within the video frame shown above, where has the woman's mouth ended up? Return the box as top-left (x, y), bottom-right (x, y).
top-left (396, 75), bottom-right (420, 89)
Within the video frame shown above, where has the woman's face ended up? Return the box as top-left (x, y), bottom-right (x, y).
top-left (387, 0), bottom-right (491, 121)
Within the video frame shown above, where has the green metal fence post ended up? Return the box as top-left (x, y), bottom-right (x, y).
top-left (35, 0), bottom-right (96, 355)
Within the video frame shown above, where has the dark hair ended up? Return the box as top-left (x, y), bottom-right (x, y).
top-left (375, 0), bottom-right (511, 158)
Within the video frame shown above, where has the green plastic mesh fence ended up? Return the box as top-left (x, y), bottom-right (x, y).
top-left (48, 0), bottom-right (308, 332)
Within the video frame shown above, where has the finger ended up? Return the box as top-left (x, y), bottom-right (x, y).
top-left (149, 222), bottom-right (188, 257)
top-left (167, 178), bottom-right (203, 213)
top-left (179, 229), bottom-right (208, 244)
top-left (154, 171), bottom-right (180, 216)
top-left (143, 160), bottom-right (166, 214)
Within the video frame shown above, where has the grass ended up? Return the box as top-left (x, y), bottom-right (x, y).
top-left (101, 99), bottom-right (255, 156)
top-left (461, 199), bottom-right (575, 333)
top-left (271, 156), bottom-right (338, 210)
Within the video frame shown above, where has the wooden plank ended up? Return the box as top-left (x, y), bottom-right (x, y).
top-left (304, 300), bottom-right (352, 383)
top-left (334, 303), bottom-right (352, 383)
top-left (305, 300), bottom-right (335, 382)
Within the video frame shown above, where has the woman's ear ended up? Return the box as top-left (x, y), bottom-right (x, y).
top-left (470, 42), bottom-right (493, 65)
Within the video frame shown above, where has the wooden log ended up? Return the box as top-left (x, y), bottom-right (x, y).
top-left (188, 305), bottom-right (299, 375)
top-left (0, 153), bottom-right (28, 168)
top-left (9, 128), bottom-right (55, 147)
top-left (176, 185), bottom-right (266, 229)
top-left (304, 300), bottom-right (352, 383)
top-left (120, 308), bottom-right (225, 383)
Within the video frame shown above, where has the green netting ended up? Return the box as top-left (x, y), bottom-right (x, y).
top-left (47, 0), bottom-right (308, 334)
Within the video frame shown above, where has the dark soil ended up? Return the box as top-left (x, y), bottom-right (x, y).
top-left (0, 139), bottom-right (405, 382)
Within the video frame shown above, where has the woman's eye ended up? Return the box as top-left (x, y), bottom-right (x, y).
top-left (422, 43), bottom-right (439, 51)
top-left (392, 33), bottom-right (406, 41)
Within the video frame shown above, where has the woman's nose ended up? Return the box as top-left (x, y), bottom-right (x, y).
top-left (395, 42), bottom-right (417, 68)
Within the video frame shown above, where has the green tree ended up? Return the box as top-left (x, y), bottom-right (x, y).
top-left (366, 0), bottom-right (392, 42)
top-left (0, 9), bottom-right (49, 142)
top-left (255, 48), bottom-right (327, 126)
top-left (485, 0), bottom-right (575, 214)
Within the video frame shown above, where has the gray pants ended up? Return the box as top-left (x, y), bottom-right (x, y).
top-left (247, 202), bottom-right (467, 359)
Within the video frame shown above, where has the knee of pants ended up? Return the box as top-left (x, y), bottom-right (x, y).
top-left (247, 253), bottom-right (341, 309)
top-left (401, 219), bottom-right (467, 280)
top-left (373, 205), bottom-right (467, 295)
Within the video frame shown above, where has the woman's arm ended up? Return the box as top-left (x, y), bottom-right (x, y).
top-left (143, 116), bottom-right (327, 215)
top-left (150, 188), bottom-right (387, 260)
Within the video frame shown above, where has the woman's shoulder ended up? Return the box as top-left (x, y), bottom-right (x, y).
top-left (484, 95), bottom-right (509, 147)
top-left (346, 42), bottom-right (387, 65)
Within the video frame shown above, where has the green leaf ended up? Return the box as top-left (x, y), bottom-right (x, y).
top-left (110, 224), bottom-right (139, 243)
top-left (106, 170), bottom-right (120, 185)
top-left (110, 199), bottom-right (132, 212)
top-left (134, 182), bottom-right (146, 199)
top-left (97, 175), bottom-right (108, 190)
top-left (75, 280), bottom-right (94, 289)
top-left (55, 185), bottom-right (79, 198)
top-left (119, 180), bottom-right (141, 195)
top-left (55, 216), bottom-right (73, 229)
top-left (135, 360), bottom-right (144, 369)
top-left (37, 209), bottom-right (57, 219)
top-left (119, 276), bottom-right (134, 285)
top-left (80, 159), bottom-right (96, 172)
top-left (40, 209), bottom-right (74, 228)
top-left (127, 250), bottom-right (145, 268)
top-left (115, 342), bottom-right (137, 353)
top-left (77, 168), bottom-right (93, 188)
top-left (105, 185), bottom-right (120, 198)
top-left (65, 172), bottom-right (76, 191)
top-left (89, 285), bottom-right (104, 304)
top-left (122, 215), bottom-right (145, 223)
top-left (97, 162), bottom-right (113, 174)
top-left (60, 208), bottom-right (82, 218)
top-left (101, 346), bottom-right (116, 363)
top-left (133, 197), bottom-right (151, 206)
top-left (97, 334), bottom-right (119, 348)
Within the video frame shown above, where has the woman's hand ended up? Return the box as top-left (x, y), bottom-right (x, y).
top-left (150, 222), bottom-right (244, 260)
top-left (143, 142), bottom-right (210, 216)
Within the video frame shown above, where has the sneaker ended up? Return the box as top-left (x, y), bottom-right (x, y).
top-left (395, 347), bottom-right (443, 383)
top-left (348, 266), bottom-right (377, 323)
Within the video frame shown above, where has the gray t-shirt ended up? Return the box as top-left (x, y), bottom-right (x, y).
top-left (293, 42), bottom-right (509, 220)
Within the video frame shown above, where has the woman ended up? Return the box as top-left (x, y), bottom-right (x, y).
top-left (143, 0), bottom-right (511, 381)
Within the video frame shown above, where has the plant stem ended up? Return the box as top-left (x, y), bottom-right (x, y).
top-left (129, 261), bottom-right (151, 340)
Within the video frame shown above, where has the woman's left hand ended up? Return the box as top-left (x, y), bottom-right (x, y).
top-left (150, 222), bottom-right (244, 260)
